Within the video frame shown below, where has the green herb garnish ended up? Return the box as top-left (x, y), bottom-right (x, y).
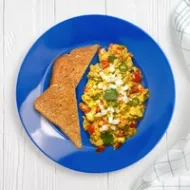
top-left (104, 89), bottom-right (118, 101)
top-left (92, 95), bottom-right (99, 100)
top-left (108, 55), bottom-right (116, 62)
top-left (101, 132), bottom-right (114, 145)
top-left (108, 100), bottom-right (117, 107)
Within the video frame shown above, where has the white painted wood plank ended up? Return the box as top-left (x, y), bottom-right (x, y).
top-left (4, 0), bottom-right (56, 190)
top-left (106, 0), bottom-right (187, 190)
top-left (106, 1), bottom-right (162, 189)
top-left (3, 0), bottom-right (188, 190)
top-left (156, 0), bottom-right (190, 147)
top-left (56, 0), bottom-right (105, 23)
top-left (4, 0), bottom-right (34, 189)
top-left (106, 0), bottom-right (159, 37)
top-left (55, 1), bottom-right (107, 190)
top-left (22, 2), bottom-right (56, 190)
top-left (32, 0), bottom-right (55, 37)
top-left (0, 0), bottom-right (3, 190)
top-left (0, 0), bottom-right (3, 135)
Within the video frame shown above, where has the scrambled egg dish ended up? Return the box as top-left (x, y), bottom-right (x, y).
top-left (79, 44), bottom-right (149, 152)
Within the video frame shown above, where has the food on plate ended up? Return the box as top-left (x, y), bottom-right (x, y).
top-left (51, 44), bottom-right (100, 86)
top-left (79, 44), bottom-right (149, 151)
top-left (34, 45), bottom-right (99, 148)
top-left (34, 81), bottom-right (82, 148)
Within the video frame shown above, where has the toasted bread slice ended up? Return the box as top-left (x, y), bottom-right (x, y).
top-left (34, 82), bottom-right (82, 148)
top-left (50, 54), bottom-right (74, 84)
top-left (50, 44), bottom-right (99, 86)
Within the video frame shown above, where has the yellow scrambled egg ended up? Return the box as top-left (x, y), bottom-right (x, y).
top-left (79, 44), bottom-right (149, 152)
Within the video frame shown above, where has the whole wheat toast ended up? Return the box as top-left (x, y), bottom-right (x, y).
top-left (34, 44), bottom-right (100, 149)
top-left (50, 44), bottom-right (99, 86)
top-left (34, 82), bottom-right (82, 148)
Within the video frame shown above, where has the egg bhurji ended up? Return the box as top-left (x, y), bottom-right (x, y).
top-left (79, 44), bottom-right (149, 152)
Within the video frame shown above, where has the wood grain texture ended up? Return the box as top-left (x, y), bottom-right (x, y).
top-left (2, 0), bottom-right (189, 190)
top-left (56, 0), bottom-right (105, 23)
top-left (3, 0), bottom-right (107, 190)
top-left (106, 1), bottom-right (163, 189)
top-left (22, 0), bottom-right (56, 188)
top-left (106, 0), bottom-right (190, 189)
top-left (0, 0), bottom-right (3, 190)
top-left (55, 1), bottom-right (107, 190)
top-left (4, 0), bottom-right (56, 190)
top-left (33, 0), bottom-right (55, 36)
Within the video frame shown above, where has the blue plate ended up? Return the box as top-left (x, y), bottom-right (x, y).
top-left (16, 15), bottom-right (175, 173)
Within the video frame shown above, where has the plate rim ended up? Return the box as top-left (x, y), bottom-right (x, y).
top-left (15, 14), bottom-right (176, 173)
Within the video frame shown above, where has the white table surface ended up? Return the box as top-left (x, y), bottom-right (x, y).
top-left (1, 0), bottom-right (190, 189)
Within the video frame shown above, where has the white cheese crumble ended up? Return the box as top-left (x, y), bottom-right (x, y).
top-left (101, 109), bottom-right (108, 116)
top-left (114, 77), bottom-right (123, 87)
top-left (108, 116), bottom-right (113, 124)
top-left (122, 85), bottom-right (129, 91)
top-left (99, 125), bottom-right (109, 132)
top-left (109, 65), bottom-right (115, 73)
top-left (109, 84), bottom-right (117, 89)
top-left (107, 107), bottom-right (115, 113)
top-left (98, 83), bottom-right (107, 90)
top-left (110, 74), bottom-right (116, 82)
top-left (96, 100), bottom-right (101, 104)
top-left (118, 94), bottom-right (129, 103)
top-left (98, 104), bottom-right (104, 110)
top-left (98, 83), bottom-right (103, 89)
top-left (99, 71), bottom-right (112, 83)
top-left (112, 119), bottom-right (120, 125)
top-left (120, 90), bottom-right (126, 95)
top-left (95, 113), bottom-right (102, 117)
top-left (102, 85), bottom-right (107, 91)
top-left (108, 116), bottom-right (120, 125)
top-left (123, 96), bottom-right (129, 103)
